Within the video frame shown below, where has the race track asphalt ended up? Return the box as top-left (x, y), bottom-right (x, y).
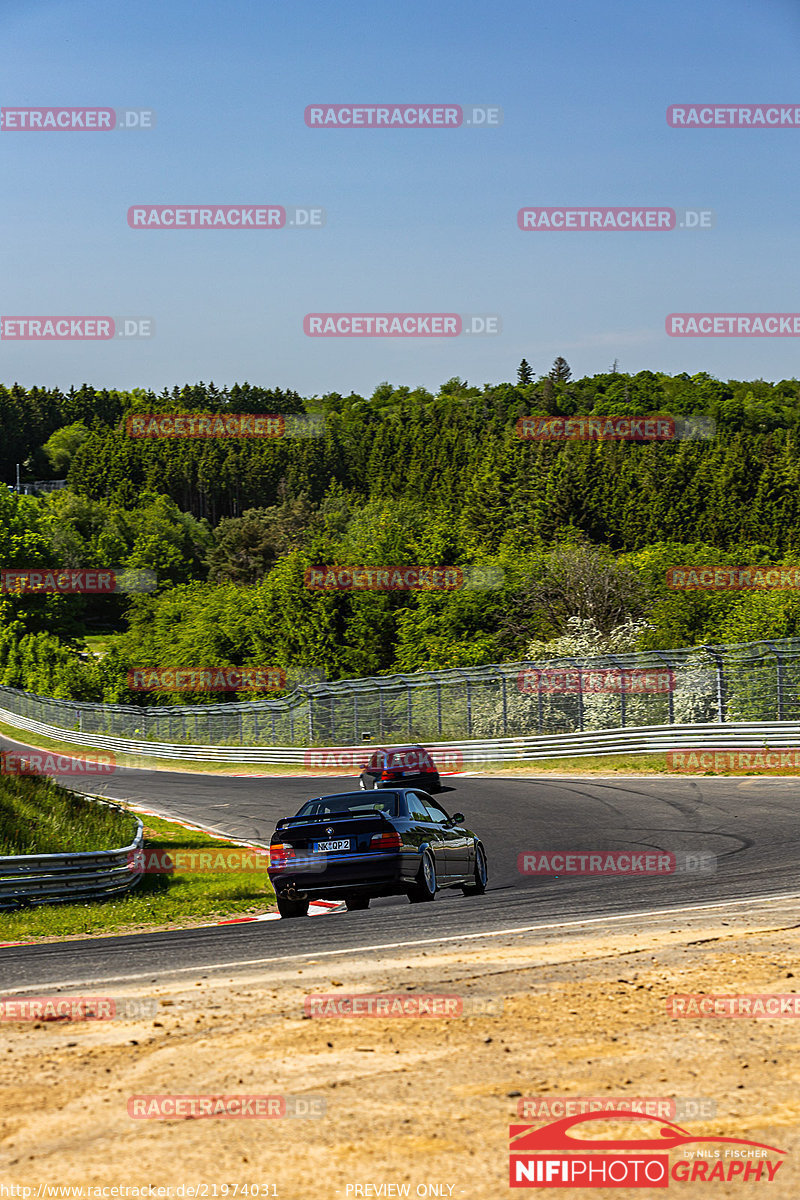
top-left (1, 732), bottom-right (798, 990)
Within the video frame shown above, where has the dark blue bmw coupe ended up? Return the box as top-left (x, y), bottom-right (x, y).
top-left (267, 789), bottom-right (488, 918)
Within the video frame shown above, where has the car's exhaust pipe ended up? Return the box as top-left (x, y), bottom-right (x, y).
top-left (284, 882), bottom-right (307, 901)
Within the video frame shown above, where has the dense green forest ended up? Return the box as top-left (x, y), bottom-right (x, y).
top-left (2, 364), bottom-right (800, 703)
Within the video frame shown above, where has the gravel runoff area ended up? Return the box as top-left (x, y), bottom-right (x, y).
top-left (1, 895), bottom-right (799, 1198)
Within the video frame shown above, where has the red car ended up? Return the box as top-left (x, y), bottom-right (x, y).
top-left (358, 745), bottom-right (442, 793)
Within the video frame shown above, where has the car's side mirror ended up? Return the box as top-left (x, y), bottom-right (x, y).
top-left (452, 812), bottom-right (465, 823)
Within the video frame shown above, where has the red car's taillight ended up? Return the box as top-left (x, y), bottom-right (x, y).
top-left (370, 831), bottom-right (402, 850)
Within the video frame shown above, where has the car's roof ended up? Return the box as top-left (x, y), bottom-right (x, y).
top-left (368, 744), bottom-right (429, 753)
top-left (307, 789), bottom-right (408, 802)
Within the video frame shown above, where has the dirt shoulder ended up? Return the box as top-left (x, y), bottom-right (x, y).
top-left (2, 896), bottom-right (799, 1198)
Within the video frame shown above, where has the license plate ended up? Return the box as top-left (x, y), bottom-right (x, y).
top-left (313, 838), bottom-right (351, 852)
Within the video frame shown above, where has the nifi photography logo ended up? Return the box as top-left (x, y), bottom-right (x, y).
top-left (508, 1111), bottom-right (786, 1187)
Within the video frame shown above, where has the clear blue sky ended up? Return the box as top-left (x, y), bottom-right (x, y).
top-left (2, 0), bottom-right (799, 396)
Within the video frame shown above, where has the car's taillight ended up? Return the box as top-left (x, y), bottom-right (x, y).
top-left (370, 831), bottom-right (402, 850)
top-left (381, 769), bottom-right (402, 780)
top-left (269, 843), bottom-right (294, 867)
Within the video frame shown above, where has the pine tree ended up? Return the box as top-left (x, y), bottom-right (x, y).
top-left (549, 357), bottom-right (572, 384)
top-left (517, 359), bottom-right (533, 386)
top-left (541, 377), bottom-right (559, 415)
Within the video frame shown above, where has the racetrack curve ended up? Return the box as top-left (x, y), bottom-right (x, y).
top-left (1, 730), bottom-right (799, 990)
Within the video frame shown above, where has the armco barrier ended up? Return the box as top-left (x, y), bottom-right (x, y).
top-left (1, 706), bottom-right (799, 765)
top-left (0, 803), bottom-right (144, 909)
top-left (2, 637), bottom-right (800, 746)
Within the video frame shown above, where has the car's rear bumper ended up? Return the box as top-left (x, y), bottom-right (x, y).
top-left (268, 849), bottom-right (419, 899)
top-left (374, 773), bottom-right (441, 790)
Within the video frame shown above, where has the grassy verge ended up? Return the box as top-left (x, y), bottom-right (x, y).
top-left (1, 807), bottom-right (276, 942)
top-left (0, 774), bottom-right (137, 855)
top-left (462, 751), bottom-right (800, 776)
top-left (463, 753), bottom-right (680, 775)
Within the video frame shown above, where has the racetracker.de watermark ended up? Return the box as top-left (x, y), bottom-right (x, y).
top-left (517, 667), bottom-right (675, 695)
top-left (668, 994), bottom-right (800, 1017)
top-left (127, 206), bottom-right (325, 228)
top-left (302, 747), bottom-right (466, 771)
top-left (0, 995), bottom-right (156, 1021)
top-left (667, 749), bottom-right (800, 773)
top-left (518, 850), bottom-right (716, 875)
top-left (303, 313), bottom-right (500, 336)
top-left (517, 1096), bottom-right (717, 1120)
top-left (127, 668), bottom-right (286, 693)
top-left (1, 317), bottom-right (153, 339)
top-left (126, 413), bottom-right (324, 438)
top-left (129, 848), bottom-right (270, 874)
top-left (666, 565), bottom-right (800, 590)
top-left (304, 104), bottom-right (501, 127)
top-left (1, 107), bottom-right (155, 130)
top-left (128, 1095), bottom-right (325, 1119)
top-left (667, 104), bottom-right (800, 127)
top-left (0, 567), bottom-right (156, 593)
top-left (667, 313), bottom-right (800, 336)
top-left (304, 565), bottom-right (503, 590)
top-left (304, 993), bottom-right (503, 1017)
top-left (518, 207), bottom-right (714, 230)
top-left (515, 414), bottom-right (716, 441)
top-left (0, 751), bottom-right (116, 776)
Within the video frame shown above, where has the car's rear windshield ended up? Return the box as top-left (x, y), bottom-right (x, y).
top-left (386, 749), bottom-right (433, 769)
top-left (292, 793), bottom-right (400, 819)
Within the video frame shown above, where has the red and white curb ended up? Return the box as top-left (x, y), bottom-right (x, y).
top-left (127, 805), bottom-right (345, 922)
top-left (217, 899), bottom-right (344, 924)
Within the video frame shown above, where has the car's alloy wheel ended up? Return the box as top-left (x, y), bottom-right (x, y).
top-left (277, 895), bottom-right (310, 918)
top-left (408, 850), bottom-right (437, 903)
top-left (462, 843), bottom-right (488, 895)
top-left (345, 894), bottom-right (370, 910)
top-left (359, 777), bottom-right (366, 790)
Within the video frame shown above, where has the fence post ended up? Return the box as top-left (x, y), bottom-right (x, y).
top-left (407, 684), bottom-right (412, 737)
top-left (501, 673), bottom-right (508, 736)
top-left (653, 650), bottom-right (675, 724)
top-left (765, 641), bottom-right (785, 721)
top-left (703, 647), bottom-right (725, 722)
top-left (606, 657), bottom-right (626, 728)
top-left (572, 663), bottom-right (584, 732)
top-left (454, 671), bottom-right (473, 739)
top-left (436, 683), bottom-right (442, 737)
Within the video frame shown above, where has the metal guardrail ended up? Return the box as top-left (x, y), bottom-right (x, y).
top-left (0, 801), bottom-right (144, 909)
top-left (0, 706), bottom-right (798, 765)
top-left (3, 637), bottom-right (800, 748)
